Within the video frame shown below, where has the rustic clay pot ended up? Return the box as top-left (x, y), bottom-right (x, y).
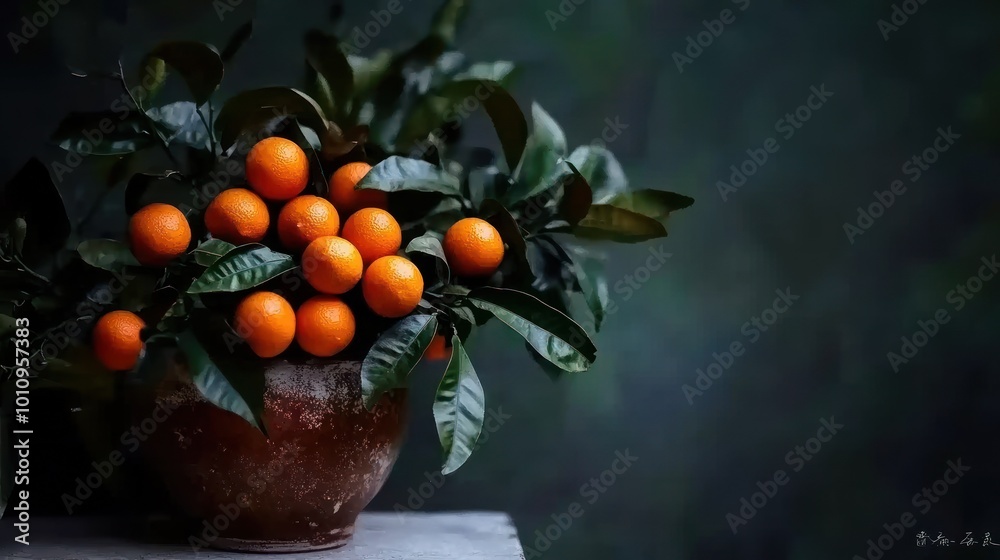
top-left (130, 354), bottom-right (406, 552)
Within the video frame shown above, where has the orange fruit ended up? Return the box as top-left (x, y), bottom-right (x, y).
top-left (245, 137), bottom-right (309, 201)
top-left (341, 208), bottom-right (401, 266)
top-left (295, 295), bottom-right (356, 357)
top-left (302, 236), bottom-right (363, 295)
top-left (92, 310), bottom-right (146, 371)
top-left (277, 195), bottom-right (341, 251)
top-left (129, 203), bottom-right (192, 266)
top-left (233, 291), bottom-right (296, 358)
top-left (328, 162), bottom-right (387, 215)
top-left (425, 334), bottom-right (451, 361)
top-left (443, 217), bottom-right (505, 277)
top-left (204, 188), bottom-right (270, 244)
top-left (362, 256), bottom-right (424, 318)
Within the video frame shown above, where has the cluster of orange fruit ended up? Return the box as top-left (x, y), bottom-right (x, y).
top-left (91, 137), bottom-right (505, 371)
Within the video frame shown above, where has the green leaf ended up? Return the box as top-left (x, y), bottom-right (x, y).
top-left (188, 244), bottom-right (296, 294)
top-left (1, 158), bottom-right (70, 265)
top-left (432, 332), bottom-right (485, 475)
top-left (348, 51), bottom-right (393, 99)
top-left (358, 156), bottom-right (461, 194)
top-left (467, 286), bottom-right (596, 372)
top-left (77, 239), bottom-right (139, 272)
top-left (604, 189), bottom-right (695, 220)
top-left (361, 314), bottom-right (439, 410)
top-left (572, 205), bottom-right (668, 243)
top-left (176, 330), bottom-right (265, 432)
top-left (215, 87), bottom-right (330, 150)
top-left (141, 41), bottom-right (224, 106)
top-left (220, 21), bottom-right (254, 62)
top-left (567, 145), bottom-right (628, 203)
top-left (146, 102), bottom-right (210, 149)
top-left (123, 171), bottom-right (187, 215)
top-left (269, 117), bottom-right (330, 197)
top-left (454, 61), bottom-right (515, 83)
top-left (433, 80), bottom-right (528, 173)
top-left (517, 102), bottom-right (567, 188)
top-left (480, 199), bottom-right (532, 284)
top-left (405, 234), bottom-right (450, 284)
top-left (429, 0), bottom-right (471, 46)
top-left (305, 29), bottom-right (354, 120)
top-left (51, 111), bottom-right (154, 155)
top-left (573, 256), bottom-right (609, 331)
top-left (191, 238), bottom-right (237, 266)
top-left (558, 162), bottom-right (593, 225)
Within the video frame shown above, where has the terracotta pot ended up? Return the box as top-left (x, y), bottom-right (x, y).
top-left (130, 353), bottom-right (406, 553)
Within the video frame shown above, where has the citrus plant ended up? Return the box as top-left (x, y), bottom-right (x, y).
top-left (0, 0), bottom-right (694, 512)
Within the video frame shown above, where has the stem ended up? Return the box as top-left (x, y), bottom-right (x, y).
top-left (117, 60), bottom-right (182, 169)
top-left (12, 255), bottom-right (50, 285)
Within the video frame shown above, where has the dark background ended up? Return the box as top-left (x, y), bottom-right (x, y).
top-left (2, 0), bottom-right (1000, 558)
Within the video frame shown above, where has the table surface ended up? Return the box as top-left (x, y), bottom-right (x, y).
top-left (1, 512), bottom-right (525, 560)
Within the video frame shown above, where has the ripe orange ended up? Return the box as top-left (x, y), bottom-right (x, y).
top-left (425, 334), bottom-right (451, 361)
top-left (302, 236), bottom-right (363, 295)
top-left (245, 137), bottom-right (309, 201)
top-left (233, 291), bottom-right (296, 358)
top-left (443, 217), bottom-right (505, 277)
top-left (277, 195), bottom-right (340, 251)
top-left (204, 188), bottom-right (270, 244)
top-left (92, 310), bottom-right (146, 371)
top-left (295, 295), bottom-right (356, 357)
top-left (129, 203), bottom-right (192, 266)
top-left (362, 256), bottom-right (424, 318)
top-left (341, 208), bottom-right (401, 266)
top-left (328, 161), bottom-right (387, 215)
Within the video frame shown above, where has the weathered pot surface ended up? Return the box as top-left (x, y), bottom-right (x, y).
top-left (130, 354), bottom-right (406, 552)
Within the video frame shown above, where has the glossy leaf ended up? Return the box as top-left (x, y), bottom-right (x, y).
top-left (405, 234), bottom-right (450, 284)
top-left (191, 239), bottom-right (237, 266)
top-left (573, 205), bottom-right (668, 242)
top-left (188, 244), bottom-right (296, 293)
top-left (305, 29), bottom-right (354, 119)
top-left (141, 41), bottom-right (224, 106)
top-left (604, 189), bottom-right (695, 220)
top-left (433, 80), bottom-right (527, 172)
top-left (567, 145), bottom-right (628, 203)
top-left (215, 87), bottom-right (329, 150)
top-left (51, 111), bottom-right (153, 155)
top-left (176, 330), bottom-right (265, 432)
top-left (362, 314), bottom-right (439, 409)
top-left (517, 102), bottom-right (567, 188)
top-left (432, 332), bottom-right (485, 475)
top-left (357, 156), bottom-right (461, 194)
top-left (77, 239), bottom-right (139, 271)
top-left (124, 172), bottom-right (186, 215)
top-left (146, 102), bottom-right (210, 149)
top-left (480, 199), bottom-right (532, 285)
top-left (573, 255), bottom-right (610, 331)
top-left (454, 61), bottom-right (515, 83)
top-left (467, 287), bottom-right (596, 372)
top-left (558, 161), bottom-right (593, 225)
top-left (220, 21), bottom-right (254, 62)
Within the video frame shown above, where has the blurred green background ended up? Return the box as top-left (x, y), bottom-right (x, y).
top-left (3, 0), bottom-right (1000, 558)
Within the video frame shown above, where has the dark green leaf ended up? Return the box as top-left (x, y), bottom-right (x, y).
top-left (467, 286), bottom-right (596, 372)
top-left (433, 80), bottom-right (527, 172)
top-left (51, 111), bottom-right (153, 155)
top-left (176, 330), bottom-right (265, 432)
top-left (429, 0), bottom-right (471, 46)
top-left (432, 332), bottom-right (485, 474)
top-left (11, 218), bottom-right (26, 256)
top-left (454, 61), bottom-right (515, 83)
top-left (269, 117), bottom-right (330, 197)
top-left (141, 41), bottom-right (224, 106)
top-left (119, 273), bottom-right (159, 312)
top-left (573, 205), bottom-right (668, 242)
top-left (146, 102), bottom-right (210, 150)
top-left (405, 234), bottom-right (450, 284)
top-left (220, 21), bottom-right (254, 62)
top-left (517, 102), bottom-right (567, 188)
top-left (574, 256), bottom-right (609, 331)
top-left (77, 239), bottom-right (139, 272)
top-left (1, 158), bottom-right (70, 265)
top-left (215, 87), bottom-right (330, 150)
top-left (348, 50), bottom-right (393, 98)
top-left (567, 145), bottom-right (628, 203)
top-left (361, 314), bottom-right (439, 410)
top-left (558, 161), bottom-right (593, 225)
top-left (358, 156), bottom-right (461, 194)
top-left (191, 239), bottom-right (237, 266)
top-left (305, 29), bottom-right (354, 120)
top-left (188, 244), bottom-right (296, 293)
top-left (525, 341), bottom-right (565, 381)
top-left (480, 199), bottom-right (532, 285)
top-left (604, 189), bottom-right (695, 219)
top-left (124, 171), bottom-right (186, 215)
